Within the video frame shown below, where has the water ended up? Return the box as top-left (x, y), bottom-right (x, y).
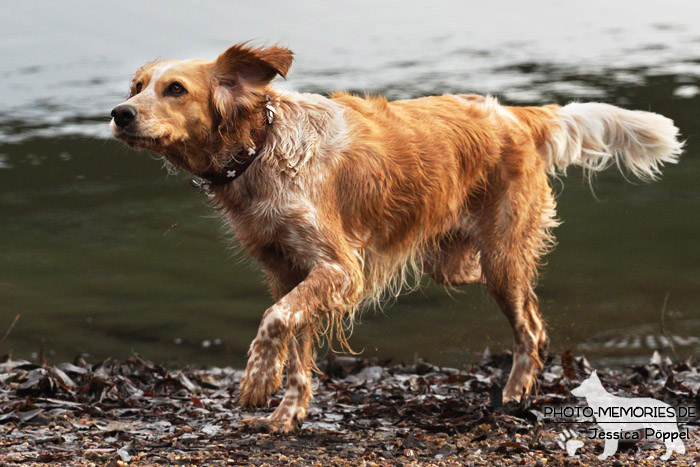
top-left (1, 0), bottom-right (699, 369)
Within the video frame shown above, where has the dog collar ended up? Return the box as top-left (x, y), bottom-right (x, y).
top-left (194, 95), bottom-right (275, 189)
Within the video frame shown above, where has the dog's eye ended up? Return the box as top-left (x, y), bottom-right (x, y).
top-left (166, 82), bottom-right (187, 96)
top-left (129, 81), bottom-right (143, 97)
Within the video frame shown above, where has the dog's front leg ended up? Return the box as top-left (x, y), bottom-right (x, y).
top-left (240, 325), bottom-right (314, 433)
top-left (239, 260), bottom-right (362, 432)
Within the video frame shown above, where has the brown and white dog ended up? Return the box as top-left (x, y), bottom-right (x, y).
top-left (110, 42), bottom-right (682, 432)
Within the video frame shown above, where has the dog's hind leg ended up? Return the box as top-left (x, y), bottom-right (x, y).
top-left (475, 170), bottom-right (556, 402)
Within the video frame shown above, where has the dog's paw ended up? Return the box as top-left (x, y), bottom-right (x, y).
top-left (240, 397), bottom-right (308, 434)
top-left (240, 414), bottom-right (301, 434)
top-left (238, 368), bottom-right (283, 408)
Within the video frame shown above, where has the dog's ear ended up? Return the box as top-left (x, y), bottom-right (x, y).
top-left (211, 43), bottom-right (293, 139)
top-left (213, 42), bottom-right (293, 88)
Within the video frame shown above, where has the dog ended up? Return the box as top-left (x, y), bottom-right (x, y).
top-left (571, 371), bottom-right (686, 460)
top-left (110, 42), bottom-right (682, 432)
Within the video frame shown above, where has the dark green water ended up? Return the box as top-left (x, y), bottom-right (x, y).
top-left (1, 1), bottom-right (698, 369)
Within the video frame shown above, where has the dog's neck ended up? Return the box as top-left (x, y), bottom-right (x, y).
top-left (201, 90), bottom-right (349, 211)
top-left (199, 124), bottom-right (270, 187)
top-left (198, 94), bottom-right (276, 187)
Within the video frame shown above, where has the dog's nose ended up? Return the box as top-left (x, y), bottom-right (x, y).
top-left (111, 105), bottom-right (137, 128)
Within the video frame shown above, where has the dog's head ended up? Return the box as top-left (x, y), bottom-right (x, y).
top-left (110, 42), bottom-right (293, 174)
top-left (570, 370), bottom-right (601, 398)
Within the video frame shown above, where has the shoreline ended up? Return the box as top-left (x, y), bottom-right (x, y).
top-left (1, 352), bottom-right (698, 466)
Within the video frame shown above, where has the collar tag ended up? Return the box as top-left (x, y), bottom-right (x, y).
top-left (265, 104), bottom-right (276, 124)
top-left (190, 177), bottom-right (213, 198)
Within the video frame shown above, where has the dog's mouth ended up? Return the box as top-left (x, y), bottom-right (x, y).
top-left (114, 130), bottom-right (163, 149)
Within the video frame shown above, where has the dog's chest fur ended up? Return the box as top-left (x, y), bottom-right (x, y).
top-left (215, 92), bottom-right (351, 272)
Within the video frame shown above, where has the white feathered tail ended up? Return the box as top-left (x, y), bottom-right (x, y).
top-left (542, 103), bottom-right (683, 180)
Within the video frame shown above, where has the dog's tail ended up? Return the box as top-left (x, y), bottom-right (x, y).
top-left (532, 102), bottom-right (683, 180)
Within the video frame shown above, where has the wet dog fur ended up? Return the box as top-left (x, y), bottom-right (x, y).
top-left (111, 42), bottom-right (682, 432)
